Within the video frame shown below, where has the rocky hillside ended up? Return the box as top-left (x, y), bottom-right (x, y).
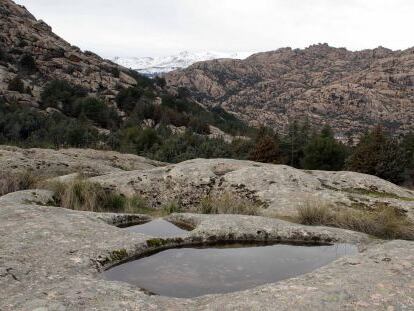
top-left (0, 0), bottom-right (140, 108)
top-left (166, 44), bottom-right (414, 136)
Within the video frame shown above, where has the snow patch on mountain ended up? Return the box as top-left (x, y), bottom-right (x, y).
top-left (113, 51), bottom-right (254, 76)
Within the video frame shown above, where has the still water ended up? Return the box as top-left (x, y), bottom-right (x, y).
top-left (104, 243), bottom-right (357, 298)
top-left (125, 219), bottom-right (189, 237)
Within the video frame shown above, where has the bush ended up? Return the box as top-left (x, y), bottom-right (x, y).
top-left (194, 193), bottom-right (260, 215)
top-left (19, 54), bottom-right (37, 74)
top-left (115, 86), bottom-right (144, 113)
top-left (75, 97), bottom-right (120, 128)
top-left (296, 200), bottom-right (414, 240)
top-left (8, 76), bottom-right (25, 93)
top-left (41, 80), bottom-right (87, 115)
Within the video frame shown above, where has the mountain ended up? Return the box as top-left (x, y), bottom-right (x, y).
top-left (0, 0), bottom-right (254, 162)
top-left (0, 0), bottom-right (141, 108)
top-left (113, 51), bottom-right (253, 77)
top-left (165, 44), bottom-right (414, 136)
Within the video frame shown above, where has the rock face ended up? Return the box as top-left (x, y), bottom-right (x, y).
top-left (0, 145), bottom-right (165, 177)
top-left (91, 158), bottom-right (414, 221)
top-left (1, 190), bottom-right (413, 310)
top-left (0, 0), bottom-right (137, 107)
top-left (166, 44), bottom-right (414, 136)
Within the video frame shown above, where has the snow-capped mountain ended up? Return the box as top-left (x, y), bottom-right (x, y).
top-left (113, 51), bottom-right (254, 76)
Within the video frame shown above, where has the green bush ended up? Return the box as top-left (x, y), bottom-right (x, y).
top-left (19, 54), bottom-right (37, 74)
top-left (41, 80), bottom-right (87, 115)
top-left (8, 76), bottom-right (25, 93)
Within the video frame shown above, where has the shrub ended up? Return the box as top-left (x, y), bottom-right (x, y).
top-left (41, 80), bottom-right (88, 115)
top-left (115, 86), bottom-right (144, 113)
top-left (296, 200), bottom-right (414, 240)
top-left (19, 54), bottom-right (37, 74)
top-left (194, 193), bottom-right (260, 215)
top-left (7, 76), bottom-right (25, 93)
top-left (75, 97), bottom-right (120, 128)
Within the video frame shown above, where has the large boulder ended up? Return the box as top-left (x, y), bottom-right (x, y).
top-left (91, 158), bottom-right (414, 220)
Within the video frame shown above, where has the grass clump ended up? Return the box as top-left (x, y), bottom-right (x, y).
top-left (0, 170), bottom-right (40, 196)
top-left (194, 193), bottom-right (260, 215)
top-left (48, 178), bottom-right (148, 214)
top-left (297, 200), bottom-right (414, 240)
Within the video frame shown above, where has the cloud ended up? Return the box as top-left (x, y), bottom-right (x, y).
top-left (15, 0), bottom-right (414, 57)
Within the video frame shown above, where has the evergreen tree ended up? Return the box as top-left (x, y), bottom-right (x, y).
top-left (281, 119), bottom-right (311, 168)
top-left (345, 126), bottom-right (408, 183)
top-left (248, 127), bottom-right (282, 163)
top-left (302, 125), bottom-right (348, 171)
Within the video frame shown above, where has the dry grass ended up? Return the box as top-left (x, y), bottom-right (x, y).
top-left (47, 178), bottom-right (149, 214)
top-left (297, 200), bottom-right (414, 240)
top-left (193, 193), bottom-right (261, 215)
top-left (0, 170), bottom-right (41, 196)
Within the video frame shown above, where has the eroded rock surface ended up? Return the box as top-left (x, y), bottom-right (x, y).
top-left (91, 158), bottom-right (414, 220)
top-left (0, 190), bottom-right (413, 310)
top-left (0, 145), bottom-right (165, 177)
top-left (166, 44), bottom-right (414, 136)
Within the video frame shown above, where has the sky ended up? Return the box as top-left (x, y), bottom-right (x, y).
top-left (15, 0), bottom-right (414, 58)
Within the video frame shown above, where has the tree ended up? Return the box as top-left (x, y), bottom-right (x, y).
top-left (248, 127), bottom-right (282, 163)
top-left (345, 126), bottom-right (408, 183)
top-left (281, 119), bottom-right (311, 168)
top-left (302, 125), bottom-right (348, 171)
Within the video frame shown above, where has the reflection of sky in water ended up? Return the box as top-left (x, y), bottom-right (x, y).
top-left (125, 219), bottom-right (188, 237)
top-left (104, 243), bottom-right (358, 298)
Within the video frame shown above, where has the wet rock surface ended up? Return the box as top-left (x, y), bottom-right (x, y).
top-left (1, 190), bottom-right (413, 310)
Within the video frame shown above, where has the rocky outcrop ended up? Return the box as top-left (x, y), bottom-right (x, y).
top-left (91, 158), bottom-right (414, 221)
top-left (0, 0), bottom-right (138, 107)
top-left (1, 190), bottom-right (413, 310)
top-left (166, 44), bottom-right (414, 135)
top-left (0, 145), bottom-right (165, 177)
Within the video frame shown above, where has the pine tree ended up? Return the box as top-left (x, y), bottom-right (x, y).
top-left (345, 126), bottom-right (408, 183)
top-left (302, 125), bottom-right (348, 171)
top-left (248, 127), bottom-right (282, 163)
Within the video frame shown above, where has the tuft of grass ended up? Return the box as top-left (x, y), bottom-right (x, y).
top-left (297, 201), bottom-right (332, 225)
top-left (47, 178), bottom-right (149, 214)
top-left (162, 201), bottom-right (182, 214)
top-left (194, 193), bottom-right (260, 215)
top-left (297, 200), bottom-right (414, 240)
top-left (0, 170), bottom-right (41, 196)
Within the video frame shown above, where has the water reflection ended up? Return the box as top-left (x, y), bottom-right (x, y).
top-left (104, 243), bottom-right (357, 298)
top-left (125, 219), bottom-right (189, 237)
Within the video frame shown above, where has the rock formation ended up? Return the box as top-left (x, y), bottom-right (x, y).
top-left (1, 189), bottom-right (413, 310)
top-left (166, 44), bottom-right (414, 136)
top-left (91, 158), bottom-right (414, 221)
top-left (0, 145), bottom-right (165, 177)
top-left (0, 0), bottom-right (137, 108)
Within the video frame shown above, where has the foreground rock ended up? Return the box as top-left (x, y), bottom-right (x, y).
top-left (92, 158), bottom-right (414, 221)
top-left (1, 190), bottom-right (413, 310)
top-left (0, 145), bottom-right (165, 177)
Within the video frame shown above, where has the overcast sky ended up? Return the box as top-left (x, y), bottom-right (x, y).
top-left (15, 0), bottom-right (414, 58)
